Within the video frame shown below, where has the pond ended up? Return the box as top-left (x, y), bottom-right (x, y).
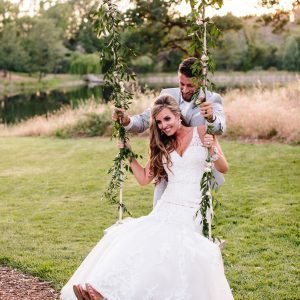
top-left (0, 82), bottom-right (178, 124)
top-left (0, 84), bottom-right (105, 124)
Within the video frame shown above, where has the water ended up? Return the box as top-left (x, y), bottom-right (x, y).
top-left (0, 84), bottom-right (105, 124)
top-left (0, 82), bottom-right (176, 124)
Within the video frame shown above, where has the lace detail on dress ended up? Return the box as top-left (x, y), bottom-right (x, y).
top-left (189, 127), bottom-right (203, 147)
top-left (163, 127), bottom-right (207, 186)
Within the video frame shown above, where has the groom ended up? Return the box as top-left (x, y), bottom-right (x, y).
top-left (113, 57), bottom-right (226, 206)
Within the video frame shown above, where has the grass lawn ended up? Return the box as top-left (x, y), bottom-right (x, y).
top-left (0, 137), bottom-right (299, 299)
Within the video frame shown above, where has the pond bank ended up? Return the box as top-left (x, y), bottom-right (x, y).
top-left (2, 71), bottom-right (299, 99)
top-left (0, 73), bottom-right (84, 100)
top-left (139, 70), bottom-right (299, 90)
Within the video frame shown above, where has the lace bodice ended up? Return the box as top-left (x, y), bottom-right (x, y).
top-left (161, 127), bottom-right (208, 208)
top-left (166, 127), bottom-right (207, 184)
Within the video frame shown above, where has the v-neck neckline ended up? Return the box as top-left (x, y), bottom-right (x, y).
top-left (174, 128), bottom-right (195, 158)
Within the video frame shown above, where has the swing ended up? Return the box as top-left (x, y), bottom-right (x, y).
top-left (102, 1), bottom-right (226, 249)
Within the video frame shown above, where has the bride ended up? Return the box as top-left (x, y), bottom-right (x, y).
top-left (60, 95), bottom-right (233, 300)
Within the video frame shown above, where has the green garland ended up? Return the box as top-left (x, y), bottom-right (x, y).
top-left (95, 0), bottom-right (224, 239)
top-left (187, 0), bottom-right (223, 240)
top-left (92, 0), bottom-right (139, 215)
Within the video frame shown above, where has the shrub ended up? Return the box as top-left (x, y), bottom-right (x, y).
top-left (56, 111), bottom-right (111, 138)
top-left (131, 55), bottom-right (154, 73)
top-left (282, 35), bottom-right (300, 71)
top-left (68, 52), bottom-right (100, 74)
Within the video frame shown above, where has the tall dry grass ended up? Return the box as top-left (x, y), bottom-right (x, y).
top-left (223, 81), bottom-right (300, 144)
top-left (0, 100), bottom-right (108, 137)
top-left (0, 82), bottom-right (299, 144)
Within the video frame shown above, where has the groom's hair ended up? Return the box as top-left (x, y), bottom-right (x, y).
top-left (178, 57), bottom-right (198, 78)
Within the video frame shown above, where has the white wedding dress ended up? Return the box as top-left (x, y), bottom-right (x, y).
top-left (60, 128), bottom-right (234, 300)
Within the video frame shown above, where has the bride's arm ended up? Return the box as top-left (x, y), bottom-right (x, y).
top-left (209, 137), bottom-right (229, 174)
top-left (117, 141), bottom-right (153, 186)
top-left (129, 159), bottom-right (153, 186)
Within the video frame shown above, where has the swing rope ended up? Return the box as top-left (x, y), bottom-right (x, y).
top-left (192, 1), bottom-right (222, 243)
top-left (201, 4), bottom-right (214, 241)
top-left (119, 163), bottom-right (123, 221)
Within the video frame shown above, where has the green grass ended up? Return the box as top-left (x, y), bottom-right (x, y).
top-left (0, 137), bottom-right (299, 299)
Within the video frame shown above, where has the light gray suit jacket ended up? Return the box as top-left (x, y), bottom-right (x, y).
top-left (127, 88), bottom-right (226, 206)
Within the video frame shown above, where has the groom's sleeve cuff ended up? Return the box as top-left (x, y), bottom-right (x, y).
top-left (205, 114), bottom-right (222, 132)
top-left (205, 114), bottom-right (223, 133)
top-left (124, 118), bottom-right (133, 130)
top-left (206, 113), bottom-right (217, 125)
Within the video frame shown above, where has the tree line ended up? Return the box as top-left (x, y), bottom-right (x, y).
top-left (0, 0), bottom-right (299, 78)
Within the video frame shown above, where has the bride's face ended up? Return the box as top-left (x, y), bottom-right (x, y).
top-left (155, 108), bottom-right (180, 136)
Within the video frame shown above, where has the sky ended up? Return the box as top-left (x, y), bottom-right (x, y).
top-left (11, 0), bottom-right (296, 17)
top-left (119, 0), bottom-right (295, 17)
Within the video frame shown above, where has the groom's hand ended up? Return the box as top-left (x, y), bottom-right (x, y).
top-left (200, 102), bottom-right (215, 122)
top-left (112, 108), bottom-right (131, 126)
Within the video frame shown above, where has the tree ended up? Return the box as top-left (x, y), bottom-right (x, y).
top-left (213, 30), bottom-right (247, 70)
top-left (239, 22), bottom-right (279, 71)
top-left (69, 52), bottom-right (100, 74)
top-left (0, 0), bottom-right (19, 27)
top-left (121, 0), bottom-right (189, 70)
top-left (0, 23), bottom-right (29, 76)
top-left (66, 0), bottom-right (98, 45)
top-left (212, 13), bottom-right (243, 31)
top-left (41, 2), bottom-right (73, 40)
top-left (259, 0), bottom-right (300, 32)
top-left (282, 34), bottom-right (300, 70)
top-left (0, 0), bottom-right (20, 75)
top-left (72, 20), bottom-right (102, 53)
top-left (24, 18), bottom-right (67, 79)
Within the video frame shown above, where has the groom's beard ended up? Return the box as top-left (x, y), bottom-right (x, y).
top-left (181, 91), bottom-right (194, 102)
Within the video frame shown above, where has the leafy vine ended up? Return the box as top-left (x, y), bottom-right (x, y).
top-left (186, 0), bottom-right (223, 240)
top-left (95, 0), bottom-right (224, 239)
top-left (92, 0), bottom-right (139, 216)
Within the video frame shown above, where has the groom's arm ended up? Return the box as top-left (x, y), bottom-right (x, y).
top-left (114, 88), bottom-right (176, 134)
top-left (124, 108), bottom-right (151, 133)
top-left (190, 92), bottom-right (226, 135)
top-left (122, 88), bottom-right (175, 133)
top-left (206, 93), bottom-right (226, 135)
top-left (112, 107), bottom-right (151, 133)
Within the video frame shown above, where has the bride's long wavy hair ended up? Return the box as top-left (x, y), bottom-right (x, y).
top-left (149, 95), bottom-right (187, 183)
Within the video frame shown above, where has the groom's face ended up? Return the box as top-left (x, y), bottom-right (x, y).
top-left (178, 72), bottom-right (198, 102)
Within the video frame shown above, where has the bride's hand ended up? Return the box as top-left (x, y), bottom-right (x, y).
top-left (203, 134), bottom-right (214, 148)
top-left (117, 140), bottom-right (132, 150)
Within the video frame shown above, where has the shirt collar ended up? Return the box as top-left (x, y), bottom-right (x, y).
top-left (180, 93), bottom-right (195, 105)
